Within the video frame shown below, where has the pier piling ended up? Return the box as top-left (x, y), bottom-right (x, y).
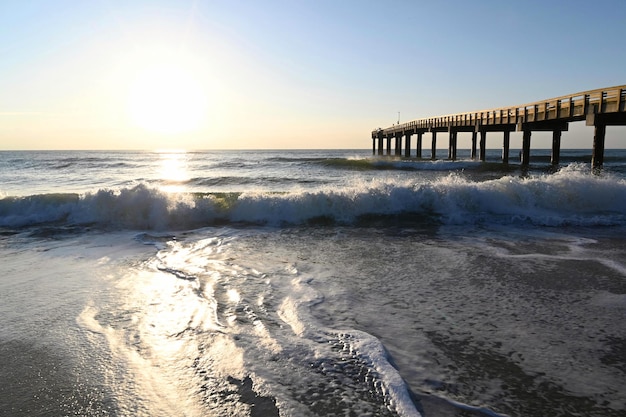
top-left (479, 131), bottom-right (487, 162)
top-left (551, 131), bottom-right (562, 165)
top-left (503, 131), bottom-right (510, 164)
top-left (471, 131), bottom-right (477, 160)
top-left (592, 123), bottom-right (606, 169)
top-left (395, 134), bottom-right (400, 156)
top-left (521, 130), bottom-right (531, 166)
top-left (448, 130), bottom-right (457, 160)
top-left (405, 133), bottom-right (412, 157)
top-left (416, 131), bottom-right (423, 158)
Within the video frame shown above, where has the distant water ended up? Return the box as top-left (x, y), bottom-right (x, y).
top-left (1, 149), bottom-right (626, 417)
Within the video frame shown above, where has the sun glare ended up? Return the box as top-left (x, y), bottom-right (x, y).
top-left (158, 151), bottom-right (190, 193)
top-left (127, 64), bottom-right (208, 134)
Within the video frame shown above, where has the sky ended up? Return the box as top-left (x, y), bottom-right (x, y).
top-left (0, 0), bottom-right (625, 150)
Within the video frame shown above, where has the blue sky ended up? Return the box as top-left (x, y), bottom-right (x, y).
top-left (0, 0), bottom-right (624, 150)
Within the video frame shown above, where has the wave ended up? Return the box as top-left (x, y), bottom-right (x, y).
top-left (266, 156), bottom-right (328, 163)
top-left (160, 176), bottom-right (325, 187)
top-left (4, 155), bottom-right (138, 171)
top-left (265, 156), bottom-right (480, 172)
top-left (1, 165), bottom-right (625, 230)
top-left (319, 157), bottom-right (482, 172)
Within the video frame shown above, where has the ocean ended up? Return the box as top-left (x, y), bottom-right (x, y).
top-left (1, 149), bottom-right (625, 417)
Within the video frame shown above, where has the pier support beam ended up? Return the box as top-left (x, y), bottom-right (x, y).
top-left (386, 136), bottom-right (392, 155)
top-left (471, 131), bottom-right (477, 160)
top-left (587, 112), bottom-right (626, 169)
top-left (394, 133), bottom-right (402, 156)
top-left (591, 124), bottom-right (606, 169)
top-left (502, 131), bottom-right (510, 164)
top-left (431, 131), bottom-right (437, 160)
top-left (416, 132), bottom-right (423, 158)
top-left (448, 130), bottom-right (458, 160)
top-left (479, 131), bottom-right (487, 162)
top-left (378, 136), bottom-right (384, 155)
top-left (521, 130), bottom-right (531, 166)
top-left (551, 130), bottom-right (562, 165)
top-left (405, 133), bottom-right (412, 158)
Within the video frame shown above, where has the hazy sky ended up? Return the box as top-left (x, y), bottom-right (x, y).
top-left (1, 0), bottom-right (625, 150)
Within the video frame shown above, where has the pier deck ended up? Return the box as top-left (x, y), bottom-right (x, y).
top-left (371, 85), bottom-right (626, 167)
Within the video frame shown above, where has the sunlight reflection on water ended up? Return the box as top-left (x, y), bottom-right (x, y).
top-left (157, 151), bottom-right (190, 193)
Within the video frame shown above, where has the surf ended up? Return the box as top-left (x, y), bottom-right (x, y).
top-left (1, 165), bottom-right (625, 230)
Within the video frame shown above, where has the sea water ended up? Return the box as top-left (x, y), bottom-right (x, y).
top-left (1, 149), bottom-right (625, 417)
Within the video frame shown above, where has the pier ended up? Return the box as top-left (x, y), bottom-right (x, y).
top-left (371, 85), bottom-right (626, 168)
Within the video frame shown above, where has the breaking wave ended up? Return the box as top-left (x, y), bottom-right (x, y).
top-left (1, 164), bottom-right (625, 230)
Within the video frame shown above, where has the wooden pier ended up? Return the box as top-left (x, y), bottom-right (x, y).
top-left (371, 85), bottom-right (626, 168)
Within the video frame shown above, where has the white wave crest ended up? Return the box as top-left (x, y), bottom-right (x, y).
top-left (1, 169), bottom-right (625, 230)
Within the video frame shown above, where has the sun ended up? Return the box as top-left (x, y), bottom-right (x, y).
top-left (127, 64), bottom-right (208, 134)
